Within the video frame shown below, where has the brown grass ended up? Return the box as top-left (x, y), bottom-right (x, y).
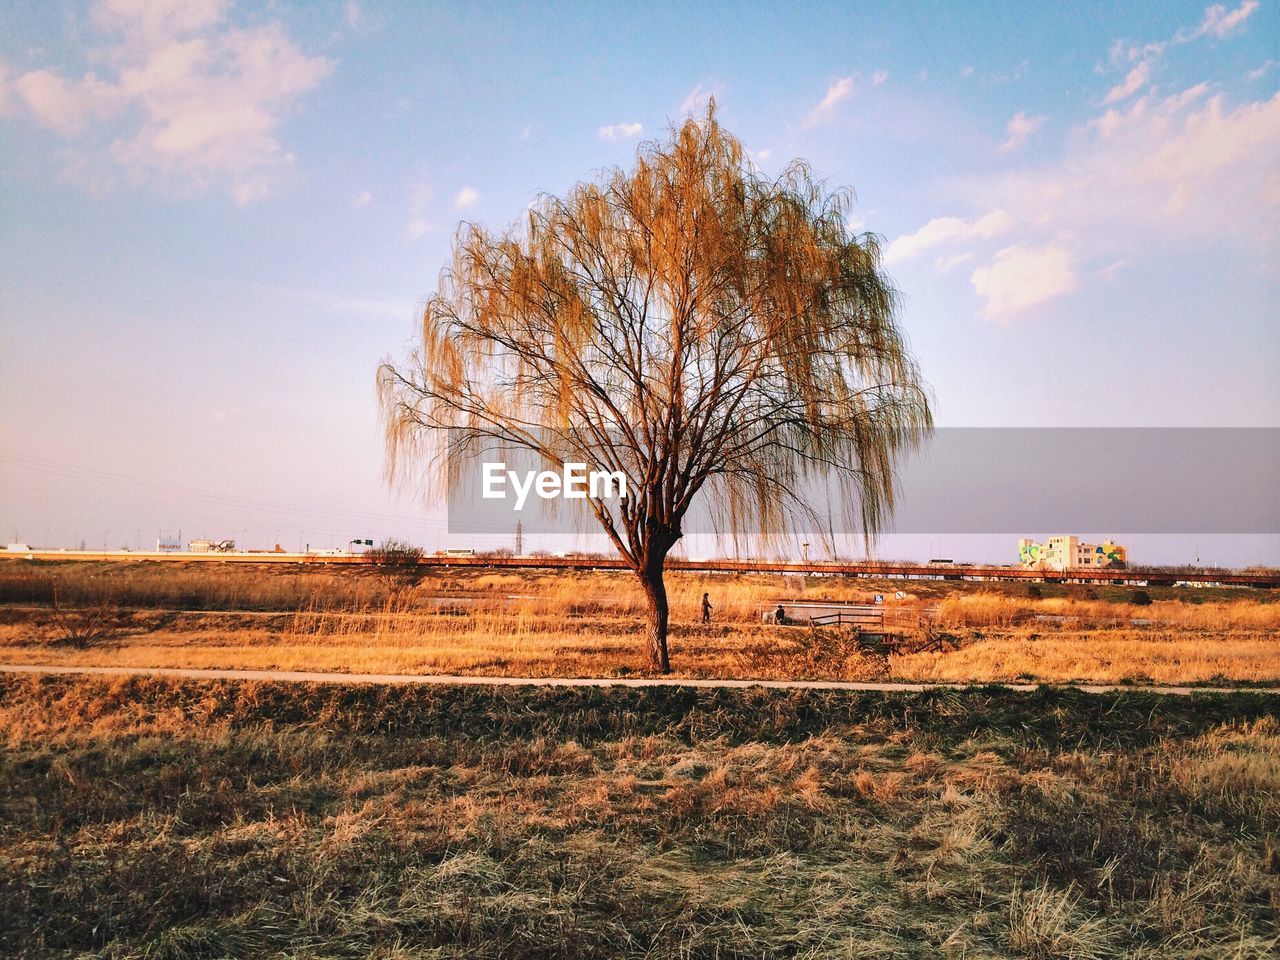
top-left (1, 561), bottom-right (1277, 686)
top-left (1, 677), bottom-right (1276, 958)
top-left (936, 591), bottom-right (1280, 630)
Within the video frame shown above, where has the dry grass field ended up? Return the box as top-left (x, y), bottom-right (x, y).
top-left (2, 676), bottom-right (1277, 958)
top-left (0, 560), bottom-right (1277, 686)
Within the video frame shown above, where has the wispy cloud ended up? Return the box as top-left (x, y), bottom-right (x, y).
top-left (257, 282), bottom-right (409, 322)
top-left (454, 186), bottom-right (478, 210)
top-left (999, 111), bottom-right (1044, 153)
top-left (1103, 2), bottom-right (1258, 107)
top-left (1247, 59), bottom-right (1278, 81)
top-left (1176, 1), bottom-right (1259, 42)
top-left (885, 211), bottom-right (1015, 264)
top-left (803, 76), bottom-right (854, 127)
top-left (872, 70), bottom-right (888, 87)
top-left (929, 83), bottom-right (1280, 321)
top-left (10, 0), bottom-right (331, 203)
top-left (351, 190), bottom-right (371, 209)
top-left (1103, 60), bottom-right (1151, 104)
top-left (679, 81), bottom-right (725, 116)
top-left (404, 182), bottom-right (434, 240)
top-left (344, 1), bottom-right (365, 31)
top-left (598, 122), bottom-right (642, 141)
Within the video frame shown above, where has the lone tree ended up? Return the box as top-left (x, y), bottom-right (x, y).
top-left (378, 108), bottom-right (931, 673)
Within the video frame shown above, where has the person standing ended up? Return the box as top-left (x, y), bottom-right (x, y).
top-left (701, 592), bottom-right (713, 624)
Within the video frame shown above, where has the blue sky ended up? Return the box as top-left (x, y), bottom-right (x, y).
top-left (1, 1), bottom-right (1277, 562)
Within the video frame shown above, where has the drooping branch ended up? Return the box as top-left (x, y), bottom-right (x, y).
top-left (378, 104), bottom-right (932, 667)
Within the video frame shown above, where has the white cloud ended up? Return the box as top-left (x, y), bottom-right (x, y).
top-left (803, 76), bottom-right (854, 127)
top-left (454, 186), bottom-right (478, 210)
top-left (344, 1), bottom-right (364, 31)
top-left (598, 122), bottom-right (642, 141)
top-left (960, 65), bottom-right (975, 78)
top-left (996, 86), bottom-right (1280, 238)
top-left (753, 148), bottom-right (772, 162)
top-left (1176, 1), bottom-right (1259, 42)
top-left (1247, 59), bottom-right (1278, 81)
top-left (951, 85), bottom-right (1280, 318)
top-left (900, 19), bottom-right (1280, 327)
top-left (94, 0), bottom-right (229, 40)
top-left (885, 210), bottom-right (1014, 264)
top-left (679, 81), bottom-right (724, 116)
top-left (11, 0), bottom-right (330, 202)
top-left (872, 70), bottom-right (888, 87)
top-left (971, 243), bottom-right (1077, 322)
top-left (1103, 60), bottom-right (1151, 104)
top-left (405, 182), bottom-right (434, 240)
top-left (999, 111), bottom-right (1044, 153)
top-left (14, 69), bottom-right (123, 135)
top-left (351, 190), bottom-right (371, 209)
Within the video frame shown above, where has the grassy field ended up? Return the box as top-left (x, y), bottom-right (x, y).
top-left (1, 560), bottom-right (1277, 685)
top-left (1, 676), bottom-right (1277, 958)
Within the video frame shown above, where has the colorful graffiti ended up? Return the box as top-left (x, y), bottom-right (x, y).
top-left (1019, 537), bottom-right (1127, 569)
top-left (1095, 540), bottom-right (1126, 566)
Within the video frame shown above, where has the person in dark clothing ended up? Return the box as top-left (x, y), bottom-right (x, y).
top-left (701, 592), bottom-right (713, 624)
top-left (774, 604), bottom-right (787, 625)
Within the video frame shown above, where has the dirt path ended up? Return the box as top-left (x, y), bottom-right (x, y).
top-left (2, 663), bottom-right (1276, 696)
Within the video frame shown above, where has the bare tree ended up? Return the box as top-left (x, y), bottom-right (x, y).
top-left (378, 107), bottom-right (931, 672)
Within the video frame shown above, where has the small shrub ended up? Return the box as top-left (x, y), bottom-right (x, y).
top-left (1027, 584), bottom-right (1044, 599)
top-left (365, 538), bottom-right (426, 593)
top-left (48, 589), bottom-right (127, 649)
top-left (1130, 590), bottom-right (1153, 606)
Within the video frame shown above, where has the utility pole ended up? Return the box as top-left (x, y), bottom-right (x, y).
top-left (515, 520), bottom-right (523, 556)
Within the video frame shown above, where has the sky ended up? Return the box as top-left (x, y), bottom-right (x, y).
top-left (1, 0), bottom-right (1277, 564)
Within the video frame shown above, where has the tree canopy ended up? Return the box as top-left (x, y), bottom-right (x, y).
top-left (378, 106), bottom-right (932, 671)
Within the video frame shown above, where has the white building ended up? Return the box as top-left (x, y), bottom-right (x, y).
top-left (1019, 536), bottom-right (1126, 571)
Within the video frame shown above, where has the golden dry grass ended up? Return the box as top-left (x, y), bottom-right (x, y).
top-left (894, 629), bottom-right (1280, 685)
top-left (1, 562), bottom-right (1277, 685)
top-left (2, 677), bottom-right (1277, 957)
top-left (935, 591), bottom-right (1280, 630)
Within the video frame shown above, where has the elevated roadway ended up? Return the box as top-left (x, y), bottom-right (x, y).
top-left (6, 549), bottom-right (1276, 588)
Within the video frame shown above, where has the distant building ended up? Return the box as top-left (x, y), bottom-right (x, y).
top-left (1019, 536), bottom-right (1126, 571)
top-left (156, 537), bottom-right (184, 552)
top-left (190, 539), bottom-right (236, 553)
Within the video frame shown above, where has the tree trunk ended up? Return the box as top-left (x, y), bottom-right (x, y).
top-left (639, 565), bottom-right (671, 674)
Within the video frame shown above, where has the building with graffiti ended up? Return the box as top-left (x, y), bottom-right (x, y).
top-left (1018, 536), bottom-right (1127, 571)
